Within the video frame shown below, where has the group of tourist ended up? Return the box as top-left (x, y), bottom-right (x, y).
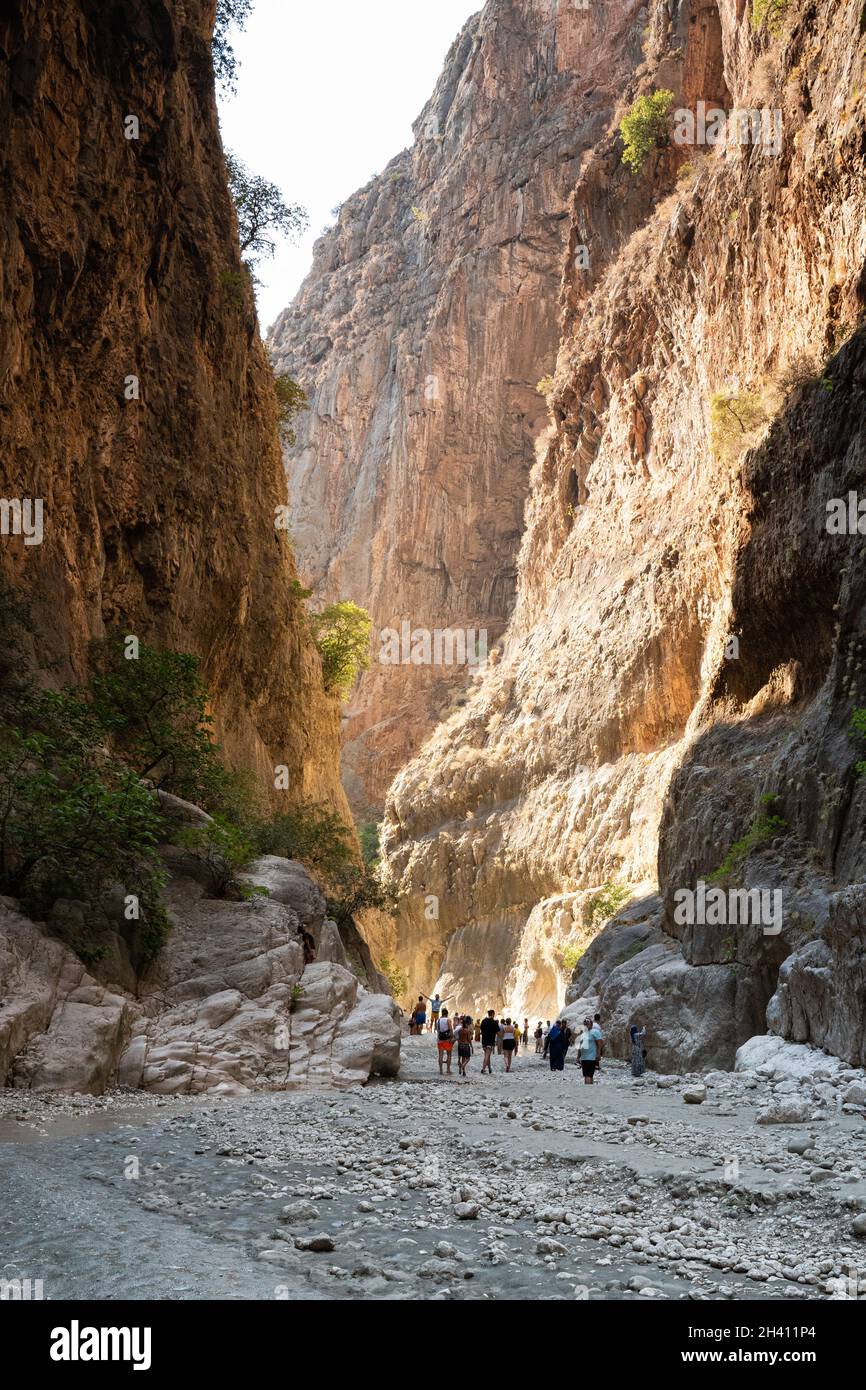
top-left (408, 993), bottom-right (650, 1080)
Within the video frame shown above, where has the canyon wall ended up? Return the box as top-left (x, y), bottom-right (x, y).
top-left (270, 0), bottom-right (646, 816)
top-left (0, 0), bottom-right (347, 815)
top-left (382, 0), bottom-right (866, 1067)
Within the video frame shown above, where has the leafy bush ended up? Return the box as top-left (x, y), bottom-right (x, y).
top-left (325, 862), bottom-right (397, 932)
top-left (176, 815), bottom-right (258, 898)
top-left (358, 820), bottom-right (382, 868)
top-left (251, 798), bottom-right (355, 880)
top-left (536, 376), bottom-right (555, 396)
top-left (218, 270), bottom-right (247, 308)
top-left (378, 955), bottom-right (408, 998)
top-left (709, 794), bottom-right (788, 883)
top-left (619, 90), bottom-right (675, 173)
top-left (274, 375), bottom-right (308, 446)
top-left (560, 941), bottom-right (586, 974)
top-left (586, 881), bottom-right (631, 929)
top-left (310, 601), bottom-right (372, 696)
top-left (710, 389), bottom-right (768, 461)
top-left (751, 0), bottom-right (788, 34)
top-left (849, 708), bottom-right (866, 775)
top-left (0, 688), bottom-right (167, 928)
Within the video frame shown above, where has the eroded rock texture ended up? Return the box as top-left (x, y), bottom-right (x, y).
top-left (383, 0), bottom-right (866, 1067)
top-left (270, 0), bottom-right (644, 814)
top-left (0, 0), bottom-right (346, 812)
top-left (0, 848), bottom-right (401, 1096)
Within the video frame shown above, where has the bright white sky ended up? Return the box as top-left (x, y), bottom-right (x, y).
top-left (217, 0), bottom-right (481, 334)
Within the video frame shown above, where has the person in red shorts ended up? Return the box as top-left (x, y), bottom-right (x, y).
top-left (436, 1008), bottom-right (455, 1076)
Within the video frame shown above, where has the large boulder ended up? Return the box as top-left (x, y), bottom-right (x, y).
top-left (0, 852), bottom-right (401, 1095)
top-left (596, 941), bottom-right (741, 1072)
top-left (0, 899), bottom-right (136, 1094)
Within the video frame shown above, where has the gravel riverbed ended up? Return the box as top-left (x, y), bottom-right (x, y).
top-left (2, 1036), bottom-right (865, 1301)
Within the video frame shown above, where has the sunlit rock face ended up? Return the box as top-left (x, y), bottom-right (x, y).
top-left (0, 0), bottom-right (348, 818)
top-left (270, 0), bottom-right (643, 816)
top-left (382, 0), bottom-right (866, 1066)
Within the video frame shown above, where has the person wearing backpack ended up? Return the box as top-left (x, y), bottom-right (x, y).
top-left (436, 1008), bottom-right (455, 1076)
top-left (456, 1015), bottom-right (474, 1078)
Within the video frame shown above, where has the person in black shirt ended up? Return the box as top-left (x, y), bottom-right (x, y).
top-left (479, 1009), bottom-right (499, 1073)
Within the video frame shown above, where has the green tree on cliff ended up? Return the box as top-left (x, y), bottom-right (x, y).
top-left (226, 152), bottom-right (308, 265)
top-left (310, 601), bottom-right (372, 696)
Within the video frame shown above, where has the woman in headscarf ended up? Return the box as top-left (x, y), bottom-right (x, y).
top-left (547, 1019), bottom-right (566, 1072)
top-left (630, 1024), bottom-right (646, 1077)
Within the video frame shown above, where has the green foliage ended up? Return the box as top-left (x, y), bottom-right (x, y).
top-left (212, 0), bottom-right (255, 93)
top-left (274, 375), bottom-right (308, 446)
top-left (226, 151), bottom-right (308, 265)
top-left (358, 820), bottom-right (382, 868)
top-left (410, 205), bottom-right (430, 224)
top-left (751, 0), bottom-right (788, 35)
top-left (849, 707), bottom-right (866, 775)
top-left (0, 688), bottom-right (167, 927)
top-left (378, 955), bottom-right (408, 998)
top-left (560, 941), bottom-right (586, 974)
top-left (619, 90), bottom-right (675, 173)
top-left (709, 794), bottom-right (788, 883)
top-left (310, 601), bottom-right (372, 696)
top-left (325, 862), bottom-right (397, 932)
top-left (0, 575), bottom-right (37, 717)
top-left (536, 375), bottom-right (555, 396)
top-left (88, 635), bottom-right (236, 815)
top-left (251, 798), bottom-right (355, 880)
top-left (710, 389), bottom-right (767, 461)
top-left (289, 578), bottom-right (313, 600)
top-left (586, 881), bottom-right (631, 929)
top-left (176, 815), bottom-right (257, 898)
top-left (218, 270), bottom-right (247, 308)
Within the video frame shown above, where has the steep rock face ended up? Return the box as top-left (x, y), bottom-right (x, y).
top-left (383, 0), bottom-right (866, 1066)
top-left (269, 0), bottom-right (645, 814)
top-left (0, 0), bottom-right (346, 812)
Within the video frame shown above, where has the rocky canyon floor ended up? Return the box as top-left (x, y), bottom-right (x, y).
top-left (2, 1038), bottom-right (865, 1302)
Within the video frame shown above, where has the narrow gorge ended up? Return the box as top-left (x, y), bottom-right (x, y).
top-left (1, 0), bottom-right (866, 1319)
top-left (277, 0), bottom-right (866, 1074)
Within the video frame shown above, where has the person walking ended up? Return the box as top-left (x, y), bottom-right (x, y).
top-left (500, 1017), bottom-right (517, 1072)
top-left (456, 1015), bottom-right (474, 1078)
top-left (630, 1024), bottom-right (647, 1077)
top-left (480, 1009), bottom-right (499, 1073)
top-left (542, 1020), bottom-right (552, 1059)
top-left (534, 1021), bottom-right (544, 1054)
top-left (523, 1019), bottom-right (530, 1054)
top-left (411, 996), bottom-right (427, 1035)
top-left (547, 1020), bottom-right (566, 1072)
top-left (578, 1014), bottom-right (599, 1084)
top-left (436, 1008), bottom-right (455, 1075)
top-left (496, 1017), bottom-right (504, 1058)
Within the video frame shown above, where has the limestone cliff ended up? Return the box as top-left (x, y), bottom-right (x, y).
top-left (0, 0), bottom-right (347, 814)
top-left (269, 0), bottom-right (645, 815)
top-left (383, 0), bottom-right (866, 1068)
